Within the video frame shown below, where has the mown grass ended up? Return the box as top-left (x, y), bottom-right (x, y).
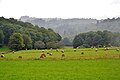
top-left (0, 47), bottom-right (120, 80)
top-left (1, 47), bottom-right (120, 60)
top-left (0, 59), bottom-right (120, 80)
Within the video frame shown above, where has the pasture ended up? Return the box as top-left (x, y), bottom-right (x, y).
top-left (0, 47), bottom-right (120, 60)
top-left (0, 59), bottom-right (120, 80)
top-left (0, 47), bottom-right (120, 80)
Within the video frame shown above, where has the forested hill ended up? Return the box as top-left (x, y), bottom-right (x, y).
top-left (19, 16), bottom-right (97, 38)
top-left (20, 16), bottom-right (120, 40)
top-left (0, 17), bottom-right (62, 50)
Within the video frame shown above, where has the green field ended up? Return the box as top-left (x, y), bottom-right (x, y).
top-left (0, 47), bottom-right (120, 80)
top-left (0, 47), bottom-right (120, 60)
top-left (0, 59), bottom-right (120, 80)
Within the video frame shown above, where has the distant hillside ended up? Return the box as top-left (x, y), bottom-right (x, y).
top-left (20, 16), bottom-right (120, 40)
top-left (96, 18), bottom-right (120, 32)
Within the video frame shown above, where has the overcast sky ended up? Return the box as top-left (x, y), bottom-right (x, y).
top-left (0, 0), bottom-right (120, 19)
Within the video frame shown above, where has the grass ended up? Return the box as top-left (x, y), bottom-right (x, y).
top-left (0, 59), bottom-right (120, 80)
top-left (0, 47), bottom-right (120, 80)
top-left (0, 47), bottom-right (120, 60)
top-left (0, 46), bottom-right (11, 53)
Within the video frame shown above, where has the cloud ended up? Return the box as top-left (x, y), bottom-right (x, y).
top-left (0, 0), bottom-right (2, 3)
top-left (0, 0), bottom-right (120, 19)
top-left (112, 0), bottom-right (120, 4)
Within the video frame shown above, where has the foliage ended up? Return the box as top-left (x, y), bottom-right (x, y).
top-left (34, 41), bottom-right (45, 49)
top-left (23, 34), bottom-right (32, 50)
top-left (0, 30), bottom-right (4, 47)
top-left (45, 41), bottom-right (63, 49)
top-left (8, 33), bottom-right (25, 51)
top-left (73, 30), bottom-right (120, 48)
top-left (0, 17), bottom-right (62, 50)
top-left (56, 41), bottom-right (64, 48)
top-left (46, 41), bottom-right (57, 49)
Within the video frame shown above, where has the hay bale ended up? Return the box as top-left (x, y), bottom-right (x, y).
top-left (95, 49), bottom-right (98, 52)
top-left (62, 54), bottom-right (65, 57)
top-left (40, 55), bottom-right (44, 58)
top-left (1, 54), bottom-right (4, 58)
top-left (104, 47), bottom-right (109, 51)
top-left (12, 51), bottom-right (15, 53)
top-left (107, 48), bottom-right (109, 50)
top-left (1, 53), bottom-right (5, 54)
top-left (116, 49), bottom-right (119, 52)
top-left (40, 53), bottom-right (46, 58)
top-left (104, 48), bottom-right (107, 51)
top-left (50, 48), bottom-right (53, 51)
top-left (81, 52), bottom-right (84, 54)
top-left (74, 49), bottom-right (76, 52)
top-left (61, 50), bottom-right (64, 53)
top-left (56, 49), bottom-right (59, 52)
top-left (49, 53), bottom-right (52, 56)
top-left (47, 52), bottom-right (50, 54)
top-left (18, 56), bottom-right (22, 58)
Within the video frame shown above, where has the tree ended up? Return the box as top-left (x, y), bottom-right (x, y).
top-left (56, 41), bottom-right (64, 48)
top-left (46, 41), bottom-right (57, 49)
top-left (102, 30), bottom-right (113, 46)
top-left (0, 24), bottom-right (16, 44)
top-left (73, 30), bottom-right (120, 48)
top-left (92, 34), bottom-right (102, 46)
top-left (8, 33), bottom-right (25, 51)
top-left (35, 32), bottom-right (43, 41)
top-left (73, 34), bottom-right (84, 48)
top-left (0, 30), bottom-right (4, 47)
top-left (23, 34), bottom-right (32, 50)
top-left (0, 17), bottom-right (62, 49)
top-left (34, 41), bottom-right (45, 49)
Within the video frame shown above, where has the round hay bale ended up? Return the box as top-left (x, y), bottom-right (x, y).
top-left (74, 49), bottom-right (77, 52)
top-left (62, 54), bottom-right (65, 57)
top-left (18, 56), bottom-right (22, 58)
top-left (12, 51), bottom-right (15, 53)
top-left (95, 49), bottom-right (98, 52)
top-left (1, 54), bottom-right (4, 58)
top-left (50, 48), bottom-right (53, 51)
top-left (56, 49), bottom-right (59, 52)
top-left (49, 53), bottom-right (52, 56)
top-left (40, 53), bottom-right (46, 58)
top-left (61, 50), bottom-right (64, 53)
top-left (47, 52), bottom-right (50, 54)
top-left (81, 52), bottom-right (84, 54)
top-left (116, 49), bottom-right (119, 52)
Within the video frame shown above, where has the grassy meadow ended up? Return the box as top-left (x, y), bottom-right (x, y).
top-left (0, 47), bottom-right (120, 80)
top-left (0, 59), bottom-right (120, 80)
top-left (0, 47), bottom-right (120, 60)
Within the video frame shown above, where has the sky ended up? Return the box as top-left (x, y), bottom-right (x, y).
top-left (0, 0), bottom-right (120, 19)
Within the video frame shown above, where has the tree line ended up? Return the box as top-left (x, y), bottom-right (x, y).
top-left (73, 30), bottom-right (120, 48)
top-left (0, 17), bottom-right (62, 50)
